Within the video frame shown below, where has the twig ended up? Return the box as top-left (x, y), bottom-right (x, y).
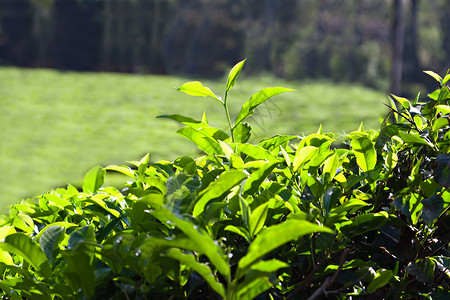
top-left (306, 248), bottom-right (350, 300)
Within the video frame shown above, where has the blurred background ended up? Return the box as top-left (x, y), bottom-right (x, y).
top-left (0, 0), bottom-right (449, 211)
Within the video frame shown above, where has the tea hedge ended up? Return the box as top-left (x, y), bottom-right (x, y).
top-left (0, 61), bottom-right (449, 299)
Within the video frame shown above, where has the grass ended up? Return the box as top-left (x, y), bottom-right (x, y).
top-left (0, 67), bottom-right (388, 211)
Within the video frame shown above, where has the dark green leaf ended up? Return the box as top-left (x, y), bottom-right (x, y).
top-left (406, 258), bottom-right (435, 283)
top-left (39, 226), bottom-right (64, 265)
top-left (421, 194), bottom-right (444, 224)
top-left (151, 208), bottom-right (231, 280)
top-left (61, 250), bottom-right (96, 298)
top-left (164, 248), bottom-right (226, 298)
top-left (435, 154), bottom-right (450, 187)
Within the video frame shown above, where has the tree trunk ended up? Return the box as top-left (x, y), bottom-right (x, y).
top-left (403, 0), bottom-right (421, 83)
top-left (391, 0), bottom-right (405, 95)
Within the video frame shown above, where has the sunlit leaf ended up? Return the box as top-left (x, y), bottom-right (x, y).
top-left (177, 127), bottom-right (223, 156)
top-left (423, 70), bottom-right (442, 83)
top-left (175, 81), bottom-right (222, 103)
top-left (82, 165), bottom-right (105, 194)
top-left (226, 59), bottom-right (246, 92)
top-left (367, 269), bottom-right (393, 293)
top-left (234, 87), bottom-right (294, 127)
top-left (249, 202), bottom-right (269, 237)
top-left (164, 248), bottom-right (226, 298)
top-left (0, 233), bottom-right (51, 278)
top-left (293, 146), bottom-right (318, 172)
top-left (350, 135), bottom-right (376, 172)
top-left (193, 170), bottom-right (247, 217)
top-left (237, 220), bottom-right (333, 279)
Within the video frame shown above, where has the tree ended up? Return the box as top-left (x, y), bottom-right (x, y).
top-left (391, 0), bottom-right (406, 94)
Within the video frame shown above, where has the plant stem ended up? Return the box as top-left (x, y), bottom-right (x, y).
top-left (224, 91), bottom-right (234, 142)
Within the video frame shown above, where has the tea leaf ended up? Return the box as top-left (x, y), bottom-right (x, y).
top-left (39, 226), bottom-right (64, 265)
top-left (165, 248), bottom-right (226, 298)
top-left (367, 269), bottom-right (393, 293)
top-left (351, 135), bottom-right (376, 172)
top-left (234, 87), bottom-right (294, 127)
top-left (177, 127), bottom-right (223, 156)
top-left (423, 70), bottom-right (442, 83)
top-left (237, 220), bottom-right (333, 278)
top-left (193, 170), bottom-right (247, 217)
top-left (175, 81), bottom-right (223, 103)
top-left (151, 208), bottom-right (231, 279)
top-left (82, 165), bottom-right (105, 194)
top-left (226, 59), bottom-right (246, 92)
top-left (249, 202), bottom-right (269, 237)
top-left (0, 233), bottom-right (51, 278)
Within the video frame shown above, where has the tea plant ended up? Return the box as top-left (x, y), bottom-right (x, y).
top-left (0, 61), bottom-right (449, 299)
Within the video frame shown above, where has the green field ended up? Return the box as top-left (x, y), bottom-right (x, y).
top-left (0, 67), bottom-right (388, 211)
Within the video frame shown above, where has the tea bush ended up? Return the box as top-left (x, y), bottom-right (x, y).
top-left (0, 61), bottom-right (449, 299)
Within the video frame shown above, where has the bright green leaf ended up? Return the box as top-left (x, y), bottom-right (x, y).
top-left (226, 59), bottom-right (246, 92)
top-left (351, 136), bottom-right (376, 172)
top-left (82, 165), bottom-right (105, 194)
top-left (424, 70), bottom-right (442, 83)
top-left (175, 81), bottom-right (222, 103)
top-left (193, 170), bottom-right (247, 217)
top-left (249, 202), bottom-right (269, 237)
top-left (367, 269), bottom-right (393, 293)
top-left (237, 220), bottom-right (333, 279)
top-left (39, 226), bottom-right (64, 265)
top-left (234, 87), bottom-right (294, 127)
top-left (293, 146), bottom-right (318, 172)
top-left (0, 233), bottom-right (51, 278)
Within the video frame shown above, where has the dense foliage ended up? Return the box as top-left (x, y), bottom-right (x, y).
top-left (0, 61), bottom-right (449, 299)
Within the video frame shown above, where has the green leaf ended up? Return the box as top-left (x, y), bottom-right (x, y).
top-left (375, 124), bottom-right (410, 150)
top-left (226, 59), bottom-right (246, 92)
top-left (436, 154), bottom-right (450, 187)
top-left (322, 153), bottom-right (340, 184)
top-left (351, 136), bottom-right (376, 172)
top-left (0, 233), bottom-right (51, 278)
top-left (157, 114), bottom-right (204, 129)
top-left (367, 269), bottom-right (393, 293)
top-left (233, 122), bottom-right (252, 143)
top-left (175, 81), bottom-right (222, 103)
top-left (421, 194), bottom-right (444, 224)
top-left (234, 87), bottom-right (294, 127)
top-left (61, 250), bottom-right (96, 298)
top-left (39, 226), bottom-right (64, 265)
top-left (250, 259), bottom-right (289, 273)
top-left (164, 248), bottom-right (226, 298)
top-left (398, 132), bottom-right (434, 148)
top-left (293, 146), bottom-right (318, 172)
top-left (224, 225), bottom-right (251, 242)
top-left (249, 202), bottom-right (269, 237)
top-left (432, 256), bottom-right (450, 278)
top-left (177, 126), bottom-right (223, 156)
top-left (390, 94), bottom-right (411, 110)
top-left (193, 170), bottom-right (247, 217)
top-left (330, 198), bottom-right (369, 215)
top-left (406, 258), bottom-right (435, 283)
top-left (104, 165), bottom-right (135, 178)
top-left (235, 143), bottom-right (280, 162)
top-left (236, 276), bottom-right (273, 300)
top-left (442, 73), bottom-right (450, 86)
top-left (258, 135), bottom-right (297, 151)
top-left (151, 208), bottom-right (231, 280)
top-left (237, 220), bottom-right (333, 279)
top-left (424, 70), bottom-right (442, 83)
top-left (243, 161), bottom-right (278, 197)
top-left (82, 165), bottom-right (105, 194)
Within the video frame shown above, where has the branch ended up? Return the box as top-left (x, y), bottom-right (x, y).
top-left (306, 248), bottom-right (350, 300)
